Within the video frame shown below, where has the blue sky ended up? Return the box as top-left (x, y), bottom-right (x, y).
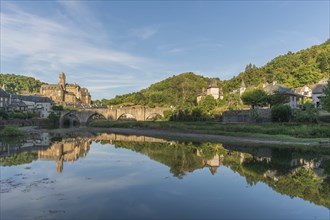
top-left (1, 1), bottom-right (329, 100)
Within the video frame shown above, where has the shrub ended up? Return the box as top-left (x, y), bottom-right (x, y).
top-left (294, 104), bottom-right (319, 123)
top-left (318, 115), bottom-right (330, 123)
top-left (271, 104), bottom-right (292, 122)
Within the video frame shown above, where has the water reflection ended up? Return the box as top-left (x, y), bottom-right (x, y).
top-left (1, 133), bottom-right (330, 210)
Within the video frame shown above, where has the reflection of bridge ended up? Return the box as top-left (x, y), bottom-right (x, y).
top-left (60, 107), bottom-right (168, 127)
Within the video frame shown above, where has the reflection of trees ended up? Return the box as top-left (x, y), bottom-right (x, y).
top-left (112, 141), bottom-right (222, 178)
top-left (0, 151), bottom-right (38, 166)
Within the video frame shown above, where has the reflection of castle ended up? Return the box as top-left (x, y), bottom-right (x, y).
top-left (38, 138), bottom-right (91, 173)
top-left (40, 72), bottom-right (91, 106)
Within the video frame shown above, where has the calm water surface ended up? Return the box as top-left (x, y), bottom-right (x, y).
top-left (1, 133), bottom-right (329, 219)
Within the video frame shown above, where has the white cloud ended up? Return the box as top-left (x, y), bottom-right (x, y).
top-left (0, 2), bottom-right (155, 98)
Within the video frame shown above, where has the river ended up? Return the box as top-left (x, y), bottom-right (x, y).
top-left (1, 132), bottom-right (329, 219)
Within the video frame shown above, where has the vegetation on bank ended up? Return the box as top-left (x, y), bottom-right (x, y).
top-left (89, 120), bottom-right (330, 139)
top-left (0, 152), bottom-right (38, 166)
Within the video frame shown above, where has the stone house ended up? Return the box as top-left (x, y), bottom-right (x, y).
top-left (197, 80), bottom-right (223, 103)
top-left (263, 81), bottom-right (304, 109)
top-left (231, 80), bottom-right (246, 95)
top-left (294, 85), bottom-right (312, 98)
top-left (7, 94), bottom-right (28, 112)
top-left (16, 95), bottom-right (53, 118)
top-left (312, 78), bottom-right (328, 108)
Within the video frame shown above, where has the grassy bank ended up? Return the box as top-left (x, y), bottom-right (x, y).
top-left (89, 121), bottom-right (330, 141)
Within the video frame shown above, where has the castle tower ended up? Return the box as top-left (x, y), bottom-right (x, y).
top-left (59, 72), bottom-right (66, 89)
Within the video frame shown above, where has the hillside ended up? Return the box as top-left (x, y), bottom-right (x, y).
top-left (97, 72), bottom-right (221, 107)
top-left (98, 39), bottom-right (329, 107)
top-left (0, 74), bottom-right (45, 94)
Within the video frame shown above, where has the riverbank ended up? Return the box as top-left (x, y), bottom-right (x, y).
top-left (19, 124), bottom-right (330, 148)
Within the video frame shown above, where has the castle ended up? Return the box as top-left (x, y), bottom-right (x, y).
top-left (40, 72), bottom-right (91, 106)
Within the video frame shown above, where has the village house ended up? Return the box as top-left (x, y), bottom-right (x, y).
top-left (294, 85), bottom-right (312, 98)
top-left (312, 78), bottom-right (329, 108)
top-left (7, 94), bottom-right (28, 112)
top-left (16, 95), bottom-right (53, 118)
top-left (263, 81), bottom-right (304, 109)
top-left (231, 80), bottom-right (247, 95)
top-left (197, 80), bottom-right (223, 103)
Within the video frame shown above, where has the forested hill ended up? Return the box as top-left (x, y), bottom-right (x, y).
top-left (97, 72), bottom-right (221, 107)
top-left (222, 39), bottom-right (330, 93)
top-left (0, 74), bottom-right (45, 94)
top-left (97, 39), bottom-right (329, 107)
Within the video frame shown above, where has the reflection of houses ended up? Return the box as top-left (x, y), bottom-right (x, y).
top-left (263, 81), bottom-right (304, 109)
top-left (312, 78), bottom-right (328, 108)
top-left (38, 139), bottom-right (91, 173)
top-left (197, 80), bottom-right (223, 103)
top-left (196, 149), bottom-right (223, 175)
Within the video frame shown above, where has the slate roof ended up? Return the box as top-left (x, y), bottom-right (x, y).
top-left (263, 83), bottom-right (292, 95)
top-left (17, 95), bottom-right (52, 103)
top-left (312, 84), bottom-right (327, 94)
top-left (0, 89), bottom-right (10, 98)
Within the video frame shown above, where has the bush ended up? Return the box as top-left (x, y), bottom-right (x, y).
top-left (271, 104), bottom-right (292, 122)
top-left (318, 115), bottom-right (330, 123)
top-left (293, 103), bottom-right (319, 123)
top-left (0, 109), bottom-right (9, 119)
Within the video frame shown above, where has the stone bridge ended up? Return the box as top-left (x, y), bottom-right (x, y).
top-left (60, 106), bottom-right (169, 127)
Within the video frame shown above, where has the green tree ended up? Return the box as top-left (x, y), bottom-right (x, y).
top-left (48, 112), bottom-right (60, 128)
top-left (241, 89), bottom-right (268, 109)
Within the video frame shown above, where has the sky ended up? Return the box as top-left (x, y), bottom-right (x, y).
top-left (1, 0), bottom-right (329, 100)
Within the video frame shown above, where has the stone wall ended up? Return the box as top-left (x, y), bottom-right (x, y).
top-left (222, 109), bottom-right (272, 123)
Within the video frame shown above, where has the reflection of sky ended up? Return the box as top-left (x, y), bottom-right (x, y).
top-left (1, 142), bottom-right (329, 219)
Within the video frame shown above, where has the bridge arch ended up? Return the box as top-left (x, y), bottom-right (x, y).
top-left (146, 113), bottom-right (163, 121)
top-left (60, 111), bottom-right (81, 128)
top-left (86, 113), bottom-right (107, 125)
top-left (117, 113), bottom-right (137, 121)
